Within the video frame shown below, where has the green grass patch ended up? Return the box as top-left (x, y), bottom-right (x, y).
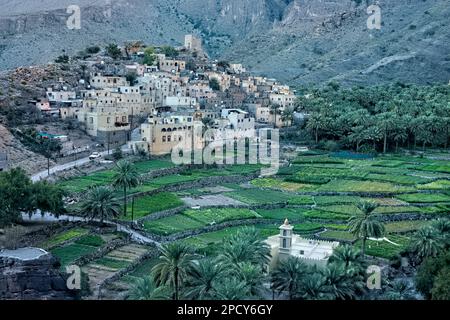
top-left (43, 228), bottom-right (89, 248)
top-left (226, 188), bottom-right (294, 204)
top-left (357, 235), bottom-right (410, 259)
top-left (51, 243), bottom-right (98, 267)
top-left (417, 180), bottom-right (450, 190)
top-left (384, 220), bottom-right (432, 233)
top-left (251, 177), bottom-right (315, 192)
top-left (134, 159), bottom-right (176, 174)
top-left (320, 230), bottom-right (356, 241)
top-left (143, 214), bottom-right (204, 236)
top-left (183, 208), bottom-right (259, 225)
top-left (74, 235), bottom-right (105, 247)
top-left (318, 180), bottom-right (414, 193)
top-left (396, 193), bottom-right (450, 203)
top-left (256, 208), bottom-right (305, 220)
top-left (95, 257), bottom-right (130, 270)
top-left (366, 173), bottom-right (430, 185)
top-left (122, 192), bottom-right (183, 220)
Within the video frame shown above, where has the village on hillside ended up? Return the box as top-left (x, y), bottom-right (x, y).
top-left (30, 35), bottom-right (297, 160)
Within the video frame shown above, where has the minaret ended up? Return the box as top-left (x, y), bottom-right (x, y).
top-left (279, 218), bottom-right (294, 260)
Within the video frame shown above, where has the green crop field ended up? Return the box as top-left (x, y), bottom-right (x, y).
top-left (356, 235), bottom-right (411, 259)
top-left (42, 228), bottom-right (89, 248)
top-left (318, 179), bottom-right (414, 193)
top-left (55, 151), bottom-right (450, 268)
top-left (51, 243), bottom-right (99, 267)
top-left (122, 192), bottom-right (183, 220)
top-left (396, 193), bottom-right (450, 203)
top-left (251, 177), bottom-right (315, 192)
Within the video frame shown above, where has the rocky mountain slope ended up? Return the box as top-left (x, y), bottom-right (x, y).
top-left (0, 0), bottom-right (449, 86)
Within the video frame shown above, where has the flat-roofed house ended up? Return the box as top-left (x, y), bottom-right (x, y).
top-left (266, 219), bottom-right (339, 270)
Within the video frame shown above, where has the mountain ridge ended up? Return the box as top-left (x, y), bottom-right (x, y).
top-left (0, 0), bottom-right (449, 86)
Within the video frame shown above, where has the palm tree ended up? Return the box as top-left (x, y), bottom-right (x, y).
top-left (185, 258), bottom-right (224, 300)
top-left (328, 245), bottom-right (365, 275)
top-left (376, 112), bottom-right (395, 153)
top-left (298, 273), bottom-right (330, 300)
top-left (322, 263), bottom-right (358, 300)
top-left (306, 113), bottom-right (326, 144)
top-left (128, 276), bottom-right (170, 300)
top-left (78, 186), bottom-right (121, 224)
top-left (281, 108), bottom-right (295, 127)
top-left (152, 242), bottom-right (196, 300)
top-left (269, 104), bottom-right (282, 128)
top-left (348, 201), bottom-right (385, 256)
top-left (218, 227), bottom-right (271, 269)
top-left (410, 227), bottom-right (445, 259)
top-left (112, 160), bottom-right (140, 217)
top-left (431, 218), bottom-right (450, 234)
top-left (211, 277), bottom-right (250, 300)
top-left (234, 262), bottom-right (266, 298)
top-left (384, 279), bottom-right (416, 300)
top-left (271, 257), bottom-right (307, 300)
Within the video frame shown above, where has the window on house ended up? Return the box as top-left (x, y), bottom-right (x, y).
top-left (282, 239), bottom-right (287, 248)
top-left (162, 136), bottom-right (166, 142)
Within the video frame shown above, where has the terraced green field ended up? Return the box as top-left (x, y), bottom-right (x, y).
top-left (122, 192), bottom-right (183, 221)
top-left (143, 208), bottom-right (260, 236)
top-left (55, 151), bottom-right (450, 280)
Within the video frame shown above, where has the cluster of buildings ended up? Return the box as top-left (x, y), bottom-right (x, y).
top-left (36, 35), bottom-right (297, 154)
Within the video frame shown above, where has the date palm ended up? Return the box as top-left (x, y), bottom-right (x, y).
top-left (349, 201), bottom-right (385, 256)
top-left (328, 245), bottom-right (365, 275)
top-left (78, 186), bottom-right (121, 224)
top-left (271, 257), bottom-right (308, 300)
top-left (185, 258), bottom-right (225, 300)
top-left (234, 262), bottom-right (267, 298)
top-left (218, 227), bottom-right (271, 269)
top-left (152, 242), bottom-right (196, 300)
top-left (322, 263), bottom-right (359, 300)
top-left (211, 277), bottom-right (250, 300)
top-left (269, 104), bottom-right (282, 127)
top-left (299, 272), bottom-right (330, 300)
top-left (281, 108), bottom-right (295, 127)
top-left (384, 279), bottom-right (416, 300)
top-left (410, 227), bottom-right (444, 259)
top-left (112, 160), bottom-right (140, 216)
top-left (128, 276), bottom-right (170, 300)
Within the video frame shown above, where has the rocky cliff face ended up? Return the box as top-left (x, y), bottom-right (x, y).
top-left (0, 250), bottom-right (75, 300)
top-left (0, 0), bottom-right (448, 86)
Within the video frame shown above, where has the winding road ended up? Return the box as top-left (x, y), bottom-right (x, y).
top-left (31, 145), bottom-right (130, 182)
top-left (21, 212), bottom-right (161, 247)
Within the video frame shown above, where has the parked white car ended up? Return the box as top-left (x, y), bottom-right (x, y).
top-left (89, 152), bottom-right (102, 160)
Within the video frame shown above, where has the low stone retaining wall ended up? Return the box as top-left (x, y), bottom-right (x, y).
top-left (138, 206), bottom-right (189, 223)
top-left (97, 246), bottom-right (159, 299)
top-left (72, 237), bottom-right (131, 267)
top-left (132, 172), bottom-right (261, 199)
